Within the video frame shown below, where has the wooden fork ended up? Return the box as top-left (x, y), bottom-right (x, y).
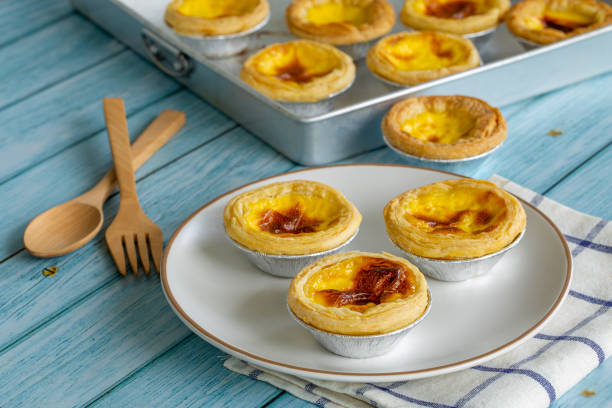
top-left (103, 98), bottom-right (163, 275)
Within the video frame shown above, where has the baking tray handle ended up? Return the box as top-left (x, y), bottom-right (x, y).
top-left (141, 28), bottom-right (192, 78)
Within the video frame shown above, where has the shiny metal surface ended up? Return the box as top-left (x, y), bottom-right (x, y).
top-left (226, 231), bottom-right (358, 278)
top-left (73, 0), bottom-right (612, 165)
top-left (393, 229), bottom-right (526, 281)
top-left (287, 290), bottom-right (432, 358)
top-left (337, 38), bottom-right (379, 60)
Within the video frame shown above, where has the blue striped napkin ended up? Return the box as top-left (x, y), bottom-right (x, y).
top-left (225, 175), bottom-right (611, 408)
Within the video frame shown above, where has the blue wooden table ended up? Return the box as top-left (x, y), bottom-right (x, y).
top-left (1, 1), bottom-right (610, 407)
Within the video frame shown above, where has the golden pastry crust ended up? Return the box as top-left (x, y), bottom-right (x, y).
top-left (241, 40), bottom-right (355, 102)
top-left (366, 31), bottom-right (480, 86)
top-left (165, 0), bottom-right (269, 36)
top-left (288, 251), bottom-right (429, 335)
top-left (400, 0), bottom-right (511, 34)
top-left (224, 180), bottom-right (362, 256)
top-left (286, 0), bottom-right (396, 45)
top-left (506, 0), bottom-right (612, 45)
top-left (382, 95), bottom-right (507, 160)
top-left (383, 179), bottom-right (526, 260)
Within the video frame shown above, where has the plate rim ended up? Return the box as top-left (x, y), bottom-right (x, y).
top-left (161, 163), bottom-right (573, 379)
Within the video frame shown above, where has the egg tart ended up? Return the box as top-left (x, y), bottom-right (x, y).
top-left (224, 180), bottom-right (362, 256)
top-left (288, 251), bottom-right (429, 336)
top-left (400, 0), bottom-right (510, 35)
top-left (286, 0), bottom-right (396, 45)
top-left (382, 95), bottom-right (507, 160)
top-left (366, 31), bottom-right (480, 86)
top-left (165, 0), bottom-right (270, 36)
top-left (241, 40), bottom-right (356, 102)
top-left (384, 179), bottom-right (526, 260)
top-left (506, 0), bottom-right (612, 45)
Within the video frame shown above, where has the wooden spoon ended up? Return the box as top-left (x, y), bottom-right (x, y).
top-left (23, 109), bottom-right (186, 258)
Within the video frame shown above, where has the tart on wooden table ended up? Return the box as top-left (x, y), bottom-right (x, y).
top-left (384, 179), bottom-right (526, 260)
top-left (366, 31), bottom-right (480, 86)
top-left (382, 95), bottom-right (507, 160)
top-left (241, 40), bottom-right (356, 102)
top-left (165, 0), bottom-right (270, 36)
top-left (288, 251), bottom-right (429, 336)
top-left (286, 0), bottom-right (396, 58)
top-left (400, 0), bottom-right (511, 35)
top-left (224, 180), bottom-right (362, 256)
top-left (505, 0), bottom-right (612, 45)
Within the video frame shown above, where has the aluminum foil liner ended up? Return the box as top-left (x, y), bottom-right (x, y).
top-left (227, 230), bottom-right (358, 278)
top-left (464, 26), bottom-right (498, 48)
top-left (392, 229), bottom-right (526, 281)
top-left (278, 76), bottom-right (355, 116)
top-left (287, 290), bottom-right (432, 358)
top-left (174, 14), bottom-right (269, 58)
top-left (516, 37), bottom-right (543, 51)
top-left (337, 38), bottom-right (378, 60)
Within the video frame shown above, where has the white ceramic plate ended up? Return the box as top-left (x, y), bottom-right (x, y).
top-left (162, 164), bottom-right (571, 382)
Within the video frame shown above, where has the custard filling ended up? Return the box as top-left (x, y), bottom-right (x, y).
top-left (524, 7), bottom-right (596, 31)
top-left (251, 43), bottom-right (339, 84)
top-left (424, 0), bottom-right (483, 18)
top-left (381, 34), bottom-right (471, 70)
top-left (245, 194), bottom-right (341, 234)
top-left (305, 256), bottom-right (415, 311)
top-left (403, 187), bottom-right (507, 233)
top-left (306, 2), bottom-right (371, 25)
top-left (177, 0), bottom-right (259, 18)
top-left (400, 110), bottom-right (476, 143)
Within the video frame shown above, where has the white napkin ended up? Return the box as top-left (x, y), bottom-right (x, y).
top-left (225, 175), bottom-right (611, 408)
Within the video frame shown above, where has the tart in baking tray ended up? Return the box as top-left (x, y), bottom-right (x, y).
top-left (240, 40), bottom-right (356, 102)
top-left (505, 0), bottom-right (612, 45)
top-left (400, 0), bottom-right (511, 35)
top-left (164, 0), bottom-right (270, 36)
top-left (382, 95), bottom-right (507, 160)
top-left (366, 31), bottom-right (480, 86)
top-left (288, 251), bottom-right (429, 335)
top-left (286, 0), bottom-right (396, 45)
top-left (224, 180), bottom-right (362, 256)
top-left (383, 179), bottom-right (526, 260)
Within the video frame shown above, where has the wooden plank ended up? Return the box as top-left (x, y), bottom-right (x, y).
top-left (546, 143), bottom-right (612, 219)
top-left (551, 358), bottom-right (612, 408)
top-left (266, 393), bottom-right (316, 408)
top-left (0, 90), bottom-right (235, 260)
top-left (0, 0), bottom-right (72, 48)
top-left (90, 335), bottom-right (281, 408)
top-left (0, 15), bottom-right (124, 110)
top-left (0, 51), bottom-right (181, 185)
top-left (0, 128), bottom-right (294, 407)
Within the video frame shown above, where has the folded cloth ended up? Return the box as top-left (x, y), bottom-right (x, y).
top-left (225, 175), bottom-right (611, 408)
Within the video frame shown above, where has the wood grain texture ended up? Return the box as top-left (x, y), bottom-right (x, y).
top-left (0, 51), bottom-right (181, 185)
top-left (0, 15), bottom-right (124, 110)
top-left (0, 0), bottom-right (72, 48)
top-left (0, 90), bottom-right (234, 261)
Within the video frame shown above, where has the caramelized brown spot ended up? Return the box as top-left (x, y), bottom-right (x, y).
top-left (413, 209), bottom-right (497, 232)
top-left (430, 36), bottom-right (456, 59)
top-left (426, 0), bottom-right (477, 19)
top-left (275, 59), bottom-right (327, 83)
top-left (318, 258), bottom-right (414, 307)
top-left (543, 15), bottom-right (591, 32)
top-left (258, 204), bottom-right (320, 234)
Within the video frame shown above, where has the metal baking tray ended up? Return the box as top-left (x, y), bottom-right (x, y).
top-left (72, 0), bottom-right (612, 164)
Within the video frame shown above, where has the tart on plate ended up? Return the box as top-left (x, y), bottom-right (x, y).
top-left (164, 0), bottom-right (270, 36)
top-left (366, 31), bottom-right (480, 86)
top-left (241, 40), bottom-right (356, 102)
top-left (383, 179), bottom-right (526, 260)
top-left (505, 0), bottom-right (612, 45)
top-left (382, 95), bottom-right (507, 160)
top-left (400, 0), bottom-right (511, 35)
top-left (224, 180), bottom-right (362, 256)
top-left (288, 251), bottom-right (429, 336)
top-left (286, 0), bottom-right (396, 45)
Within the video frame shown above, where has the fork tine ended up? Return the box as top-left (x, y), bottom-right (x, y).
top-left (106, 234), bottom-right (127, 276)
top-left (136, 233), bottom-right (150, 275)
top-left (124, 235), bottom-right (139, 276)
top-left (148, 233), bottom-right (163, 274)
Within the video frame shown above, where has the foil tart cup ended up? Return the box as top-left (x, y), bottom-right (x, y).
top-left (391, 229), bottom-right (525, 281)
top-left (464, 26), bottom-right (498, 48)
top-left (278, 77), bottom-right (355, 116)
top-left (383, 133), bottom-right (505, 163)
top-left (227, 230), bottom-right (358, 278)
top-left (337, 38), bottom-right (378, 60)
top-left (174, 14), bottom-right (269, 58)
top-left (516, 37), bottom-right (543, 51)
top-left (287, 290), bottom-right (432, 358)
